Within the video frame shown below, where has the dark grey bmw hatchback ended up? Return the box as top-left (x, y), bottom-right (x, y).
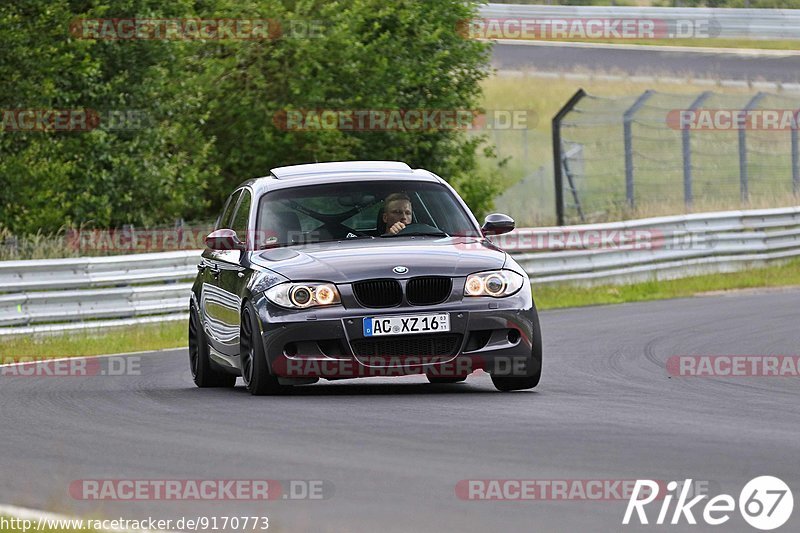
top-left (189, 161), bottom-right (542, 395)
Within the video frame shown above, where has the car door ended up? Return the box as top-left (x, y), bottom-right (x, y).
top-left (201, 189), bottom-right (241, 357)
top-left (212, 187), bottom-right (253, 360)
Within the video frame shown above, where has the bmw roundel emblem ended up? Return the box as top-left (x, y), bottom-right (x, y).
top-left (393, 266), bottom-right (408, 274)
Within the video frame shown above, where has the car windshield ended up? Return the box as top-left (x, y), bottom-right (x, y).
top-left (255, 180), bottom-right (481, 248)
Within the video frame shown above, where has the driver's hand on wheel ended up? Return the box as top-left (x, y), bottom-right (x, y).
top-left (388, 221), bottom-right (406, 235)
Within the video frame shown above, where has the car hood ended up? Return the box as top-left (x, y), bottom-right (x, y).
top-left (250, 237), bottom-right (506, 283)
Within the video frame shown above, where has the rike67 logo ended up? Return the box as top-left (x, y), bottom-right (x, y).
top-left (623, 476), bottom-right (793, 530)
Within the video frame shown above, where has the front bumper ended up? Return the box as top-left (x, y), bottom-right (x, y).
top-left (253, 290), bottom-right (540, 381)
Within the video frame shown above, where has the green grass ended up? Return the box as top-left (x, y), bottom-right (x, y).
top-left (0, 320), bottom-right (187, 363)
top-left (533, 258), bottom-right (800, 309)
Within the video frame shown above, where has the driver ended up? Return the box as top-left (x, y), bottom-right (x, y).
top-left (382, 192), bottom-right (413, 235)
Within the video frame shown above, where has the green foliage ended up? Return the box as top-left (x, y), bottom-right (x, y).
top-left (194, 0), bottom-right (497, 216)
top-left (0, 0), bottom-right (218, 233)
top-left (0, 0), bottom-right (498, 234)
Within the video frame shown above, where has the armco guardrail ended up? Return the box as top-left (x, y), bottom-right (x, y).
top-left (506, 206), bottom-right (800, 284)
top-left (479, 4), bottom-right (800, 40)
top-left (0, 206), bottom-right (798, 335)
top-left (0, 251), bottom-right (201, 336)
top-left (0, 250), bottom-right (200, 292)
top-left (0, 283), bottom-right (192, 327)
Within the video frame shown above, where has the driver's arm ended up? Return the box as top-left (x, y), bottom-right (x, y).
top-left (387, 221), bottom-right (406, 235)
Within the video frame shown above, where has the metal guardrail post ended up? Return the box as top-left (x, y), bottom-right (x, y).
top-left (552, 88), bottom-right (586, 226)
top-left (739, 92), bottom-right (766, 204)
top-left (682, 91), bottom-right (712, 210)
top-left (623, 90), bottom-right (655, 210)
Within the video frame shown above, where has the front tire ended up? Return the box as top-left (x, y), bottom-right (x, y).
top-left (491, 306), bottom-right (543, 392)
top-left (491, 372), bottom-right (540, 392)
top-left (189, 304), bottom-right (236, 388)
top-left (240, 301), bottom-right (287, 396)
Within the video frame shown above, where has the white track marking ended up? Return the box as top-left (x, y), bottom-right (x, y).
top-left (0, 347), bottom-right (184, 368)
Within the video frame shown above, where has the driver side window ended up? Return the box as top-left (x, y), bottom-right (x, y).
top-left (230, 189), bottom-right (252, 243)
top-left (216, 190), bottom-right (241, 230)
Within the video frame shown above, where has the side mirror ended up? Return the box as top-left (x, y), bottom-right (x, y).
top-left (205, 228), bottom-right (244, 251)
top-left (481, 213), bottom-right (515, 236)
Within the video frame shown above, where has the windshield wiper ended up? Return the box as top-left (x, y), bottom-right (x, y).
top-left (314, 235), bottom-right (375, 244)
top-left (262, 236), bottom-right (376, 248)
top-left (382, 231), bottom-right (448, 238)
top-left (258, 242), bottom-right (301, 250)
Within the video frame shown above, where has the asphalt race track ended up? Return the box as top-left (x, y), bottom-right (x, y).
top-left (1, 289), bottom-right (798, 532)
top-left (492, 42), bottom-right (800, 83)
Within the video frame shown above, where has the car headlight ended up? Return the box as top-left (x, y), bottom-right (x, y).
top-left (265, 282), bottom-right (341, 309)
top-left (464, 270), bottom-right (524, 298)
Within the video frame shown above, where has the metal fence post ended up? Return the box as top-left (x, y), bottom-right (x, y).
top-left (623, 90), bottom-right (655, 210)
top-left (523, 127), bottom-right (529, 168)
top-left (738, 92), bottom-right (765, 203)
top-left (563, 144), bottom-right (586, 223)
top-left (682, 91), bottom-right (712, 210)
top-left (552, 88), bottom-right (586, 226)
top-left (792, 114), bottom-right (799, 196)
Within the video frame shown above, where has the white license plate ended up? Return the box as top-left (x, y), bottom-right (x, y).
top-left (363, 313), bottom-right (450, 337)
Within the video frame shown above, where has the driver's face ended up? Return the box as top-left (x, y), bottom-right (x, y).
top-left (383, 200), bottom-right (412, 227)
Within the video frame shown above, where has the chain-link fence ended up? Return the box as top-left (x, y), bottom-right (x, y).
top-left (553, 89), bottom-right (800, 225)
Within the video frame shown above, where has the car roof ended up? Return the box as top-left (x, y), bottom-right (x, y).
top-left (237, 161), bottom-right (443, 197)
top-left (271, 160), bottom-right (412, 178)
